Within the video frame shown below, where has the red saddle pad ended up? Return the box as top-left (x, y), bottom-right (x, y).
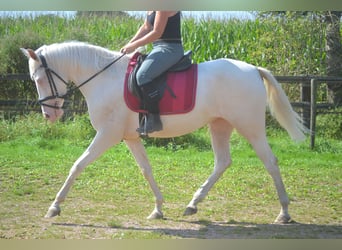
top-left (124, 58), bottom-right (198, 115)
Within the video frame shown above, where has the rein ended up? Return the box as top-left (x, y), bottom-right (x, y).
top-left (36, 53), bottom-right (126, 109)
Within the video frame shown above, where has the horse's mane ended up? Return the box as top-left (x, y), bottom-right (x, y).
top-left (37, 41), bottom-right (122, 73)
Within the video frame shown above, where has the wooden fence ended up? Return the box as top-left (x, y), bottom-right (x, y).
top-left (1, 74), bottom-right (342, 149)
top-left (275, 76), bottom-right (342, 148)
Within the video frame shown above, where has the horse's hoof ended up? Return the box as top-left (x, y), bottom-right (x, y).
top-left (183, 206), bottom-right (197, 216)
top-left (274, 214), bottom-right (291, 224)
top-left (45, 206), bottom-right (61, 218)
top-left (147, 210), bottom-right (163, 220)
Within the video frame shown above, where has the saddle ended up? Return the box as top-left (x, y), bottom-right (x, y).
top-left (128, 50), bottom-right (193, 101)
top-left (124, 51), bottom-right (198, 115)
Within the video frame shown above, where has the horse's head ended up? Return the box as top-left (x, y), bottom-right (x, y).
top-left (21, 47), bottom-right (65, 123)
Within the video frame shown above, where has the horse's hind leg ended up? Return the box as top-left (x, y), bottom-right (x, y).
top-left (184, 118), bottom-right (233, 216)
top-left (244, 132), bottom-right (291, 224)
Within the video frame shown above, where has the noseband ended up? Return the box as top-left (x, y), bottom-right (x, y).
top-left (35, 53), bottom-right (125, 109)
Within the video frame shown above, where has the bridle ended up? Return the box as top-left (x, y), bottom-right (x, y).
top-left (33, 52), bottom-right (126, 109)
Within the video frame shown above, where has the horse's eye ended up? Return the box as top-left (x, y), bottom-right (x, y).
top-left (31, 66), bottom-right (44, 81)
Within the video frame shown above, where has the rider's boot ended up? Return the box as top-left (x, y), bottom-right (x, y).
top-left (136, 84), bottom-right (163, 136)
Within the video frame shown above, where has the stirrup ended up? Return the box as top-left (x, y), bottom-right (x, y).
top-left (136, 113), bottom-right (163, 137)
top-left (137, 114), bottom-right (149, 137)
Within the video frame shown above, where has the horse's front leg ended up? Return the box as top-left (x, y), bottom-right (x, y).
top-left (45, 129), bottom-right (121, 218)
top-left (124, 139), bottom-right (164, 219)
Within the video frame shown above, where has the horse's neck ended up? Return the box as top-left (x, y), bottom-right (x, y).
top-left (54, 44), bottom-right (126, 86)
top-left (74, 54), bottom-right (129, 103)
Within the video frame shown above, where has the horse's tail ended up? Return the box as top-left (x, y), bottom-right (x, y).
top-left (258, 67), bottom-right (309, 142)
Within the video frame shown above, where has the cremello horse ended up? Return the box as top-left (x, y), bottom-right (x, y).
top-left (21, 41), bottom-right (307, 223)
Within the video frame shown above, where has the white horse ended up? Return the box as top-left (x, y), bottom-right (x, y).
top-left (21, 41), bottom-right (307, 223)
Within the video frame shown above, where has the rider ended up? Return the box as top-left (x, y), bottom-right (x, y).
top-left (120, 11), bottom-right (184, 135)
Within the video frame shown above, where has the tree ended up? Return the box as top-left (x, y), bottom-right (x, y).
top-left (258, 11), bottom-right (342, 106)
top-left (324, 11), bottom-right (342, 106)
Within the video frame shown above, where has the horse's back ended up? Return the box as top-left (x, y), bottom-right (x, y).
top-left (198, 58), bottom-right (262, 85)
top-left (196, 58), bottom-right (267, 109)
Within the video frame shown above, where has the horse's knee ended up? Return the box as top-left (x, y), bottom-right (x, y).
top-left (69, 163), bottom-right (86, 179)
top-left (222, 158), bottom-right (232, 171)
top-left (215, 158), bottom-right (232, 175)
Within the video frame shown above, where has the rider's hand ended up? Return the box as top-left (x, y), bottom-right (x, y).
top-left (120, 43), bottom-right (136, 54)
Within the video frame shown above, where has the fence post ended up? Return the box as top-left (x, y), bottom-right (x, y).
top-left (300, 80), bottom-right (311, 129)
top-left (310, 78), bottom-right (317, 149)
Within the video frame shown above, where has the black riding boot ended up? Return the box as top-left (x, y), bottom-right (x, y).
top-left (136, 84), bottom-right (163, 136)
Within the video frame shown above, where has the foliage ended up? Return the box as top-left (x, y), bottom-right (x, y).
top-left (0, 12), bottom-right (328, 98)
top-left (0, 30), bottom-right (46, 99)
top-left (0, 113), bottom-right (95, 144)
top-left (0, 12), bottom-right (340, 139)
top-left (315, 108), bottom-right (342, 140)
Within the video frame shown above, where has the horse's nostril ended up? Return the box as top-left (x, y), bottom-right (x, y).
top-left (44, 113), bottom-right (50, 119)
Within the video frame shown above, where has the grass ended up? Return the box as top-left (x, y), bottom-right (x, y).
top-left (0, 114), bottom-right (341, 239)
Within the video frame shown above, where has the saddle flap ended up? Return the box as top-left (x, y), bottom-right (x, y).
top-left (124, 62), bottom-right (198, 115)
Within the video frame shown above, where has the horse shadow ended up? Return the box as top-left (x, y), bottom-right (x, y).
top-left (52, 219), bottom-right (342, 239)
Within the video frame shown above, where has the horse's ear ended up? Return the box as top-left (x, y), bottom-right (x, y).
top-left (20, 48), bottom-right (39, 61)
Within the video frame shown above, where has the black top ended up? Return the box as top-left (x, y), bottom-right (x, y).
top-left (147, 11), bottom-right (181, 41)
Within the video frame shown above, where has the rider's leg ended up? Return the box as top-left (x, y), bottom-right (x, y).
top-left (136, 82), bottom-right (163, 135)
top-left (136, 42), bottom-right (183, 135)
